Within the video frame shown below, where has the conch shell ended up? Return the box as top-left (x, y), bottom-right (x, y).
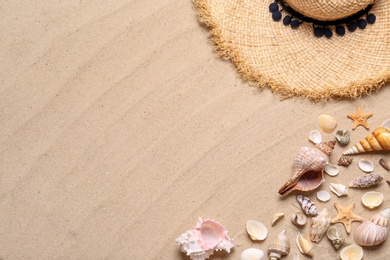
top-left (354, 208), bottom-right (390, 247)
top-left (309, 208), bottom-right (331, 243)
top-left (343, 119), bottom-right (390, 155)
top-left (279, 141), bottom-right (336, 196)
top-left (176, 217), bottom-right (235, 260)
top-left (268, 229), bottom-right (290, 260)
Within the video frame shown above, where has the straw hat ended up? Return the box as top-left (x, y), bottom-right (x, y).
top-left (194, 0), bottom-right (390, 101)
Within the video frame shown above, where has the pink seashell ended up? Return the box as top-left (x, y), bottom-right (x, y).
top-left (176, 217), bottom-right (235, 260)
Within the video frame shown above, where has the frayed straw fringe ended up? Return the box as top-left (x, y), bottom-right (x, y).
top-left (193, 0), bottom-right (390, 102)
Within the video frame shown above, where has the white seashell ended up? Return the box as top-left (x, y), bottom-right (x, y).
top-left (291, 212), bottom-right (307, 227)
top-left (327, 226), bottom-right (345, 249)
top-left (246, 220), bottom-right (268, 241)
top-left (308, 130), bottom-right (322, 144)
top-left (241, 248), bottom-right (264, 260)
top-left (324, 164), bottom-right (339, 177)
top-left (361, 191), bottom-right (384, 209)
top-left (272, 212), bottom-right (285, 226)
top-left (268, 229), bottom-right (290, 260)
top-left (296, 232), bottom-right (314, 257)
top-left (296, 195), bottom-right (318, 217)
top-left (316, 190), bottom-right (330, 202)
top-left (309, 208), bottom-right (331, 243)
top-left (329, 183), bottom-right (348, 197)
top-left (340, 245), bottom-right (364, 260)
top-left (358, 158), bottom-right (374, 173)
top-left (318, 114), bottom-right (337, 134)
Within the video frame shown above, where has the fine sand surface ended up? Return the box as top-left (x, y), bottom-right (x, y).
top-left (1, 1), bottom-right (389, 259)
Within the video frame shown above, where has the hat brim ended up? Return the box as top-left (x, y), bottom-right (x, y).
top-left (194, 0), bottom-right (390, 101)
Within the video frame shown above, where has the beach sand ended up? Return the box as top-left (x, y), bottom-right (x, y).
top-left (1, 1), bottom-right (389, 259)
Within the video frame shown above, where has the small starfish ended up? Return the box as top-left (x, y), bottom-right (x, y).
top-left (331, 202), bottom-right (365, 234)
top-left (347, 105), bottom-right (372, 130)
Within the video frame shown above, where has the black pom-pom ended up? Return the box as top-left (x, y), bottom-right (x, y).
top-left (290, 20), bottom-right (300, 29)
top-left (283, 15), bottom-right (292, 26)
top-left (324, 28), bottom-right (333, 38)
top-left (314, 28), bottom-right (324, 37)
top-left (272, 11), bottom-right (282, 21)
top-left (269, 3), bottom-right (279, 13)
top-left (358, 19), bottom-right (367, 29)
top-left (336, 25), bottom-right (345, 36)
top-left (348, 22), bottom-right (358, 32)
top-left (367, 14), bottom-right (376, 24)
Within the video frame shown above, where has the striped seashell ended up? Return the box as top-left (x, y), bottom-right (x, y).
top-left (354, 208), bottom-right (390, 246)
top-left (310, 208), bottom-right (331, 243)
top-left (337, 155), bottom-right (353, 167)
top-left (349, 173), bottom-right (384, 188)
top-left (379, 158), bottom-right (390, 171)
top-left (268, 229), bottom-right (290, 260)
top-left (296, 195), bottom-right (318, 217)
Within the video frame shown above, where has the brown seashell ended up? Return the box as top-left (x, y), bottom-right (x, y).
top-left (379, 158), bottom-right (390, 171)
top-left (343, 119), bottom-right (390, 155)
top-left (278, 141), bottom-right (335, 196)
top-left (349, 173), bottom-right (384, 188)
top-left (337, 156), bottom-right (353, 167)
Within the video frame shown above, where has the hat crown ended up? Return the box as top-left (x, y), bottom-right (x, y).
top-left (284, 0), bottom-right (374, 21)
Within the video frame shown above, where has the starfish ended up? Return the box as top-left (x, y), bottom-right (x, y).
top-left (347, 105), bottom-right (372, 130)
top-left (331, 202), bottom-right (365, 234)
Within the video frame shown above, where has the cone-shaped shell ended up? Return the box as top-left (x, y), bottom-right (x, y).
top-left (349, 173), bottom-right (383, 188)
top-left (343, 119), bottom-right (390, 155)
top-left (296, 195), bottom-right (318, 217)
top-left (310, 208), bottom-right (331, 243)
top-left (354, 208), bottom-right (390, 246)
top-left (296, 232), bottom-right (314, 257)
top-left (268, 229), bottom-right (290, 260)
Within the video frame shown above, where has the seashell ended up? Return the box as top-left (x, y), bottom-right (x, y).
top-left (324, 164), bottom-right (339, 176)
top-left (343, 119), bottom-right (390, 155)
top-left (272, 212), bottom-right (285, 226)
top-left (176, 217), bottom-right (235, 260)
top-left (354, 208), bottom-right (390, 247)
top-left (335, 130), bottom-right (350, 146)
top-left (246, 220), bottom-right (268, 241)
top-left (316, 190), bottom-right (330, 202)
top-left (309, 208), bottom-right (331, 243)
top-left (291, 212), bottom-right (307, 227)
top-left (241, 248), bottom-right (264, 260)
top-left (339, 245), bottom-right (363, 260)
top-left (296, 195), bottom-right (318, 217)
top-left (327, 226), bottom-right (345, 250)
top-left (361, 191), bottom-right (384, 209)
top-left (358, 158), bottom-right (374, 173)
top-left (296, 232), bottom-right (314, 257)
top-left (337, 155), bottom-right (353, 167)
top-left (349, 173), bottom-right (383, 188)
top-left (329, 183), bottom-right (348, 197)
top-left (387, 180), bottom-right (390, 186)
top-left (292, 251), bottom-right (300, 260)
top-left (379, 158), bottom-right (390, 171)
top-left (278, 141), bottom-right (335, 196)
top-left (268, 229), bottom-right (290, 260)
top-left (308, 130), bottom-right (322, 144)
top-left (319, 114), bottom-right (337, 134)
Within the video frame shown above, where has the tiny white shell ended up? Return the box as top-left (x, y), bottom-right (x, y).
top-left (246, 220), bottom-right (268, 241)
top-left (241, 248), bottom-right (264, 260)
top-left (361, 191), bottom-right (384, 209)
top-left (316, 190), bottom-right (331, 202)
top-left (339, 245), bottom-right (363, 260)
top-left (309, 130), bottom-right (322, 144)
top-left (324, 164), bottom-right (339, 177)
top-left (329, 183), bottom-right (348, 197)
top-left (272, 212), bottom-right (285, 226)
top-left (358, 158), bottom-right (374, 173)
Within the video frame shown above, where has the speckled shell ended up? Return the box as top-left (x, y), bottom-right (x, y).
top-left (327, 226), bottom-right (345, 250)
top-left (268, 229), bottom-right (290, 260)
top-left (337, 156), bottom-right (353, 167)
top-left (349, 173), bottom-right (384, 188)
top-left (310, 208), bottom-right (331, 243)
top-left (335, 130), bottom-right (350, 146)
top-left (296, 195), bottom-right (318, 217)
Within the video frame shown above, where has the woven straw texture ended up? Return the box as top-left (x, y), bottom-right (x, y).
top-left (194, 0), bottom-right (390, 101)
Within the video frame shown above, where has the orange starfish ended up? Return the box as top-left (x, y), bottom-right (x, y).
top-left (331, 202), bottom-right (365, 234)
top-left (347, 105), bottom-right (372, 130)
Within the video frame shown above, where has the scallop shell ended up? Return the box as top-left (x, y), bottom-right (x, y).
top-left (349, 173), bottom-right (384, 188)
top-left (324, 164), bottom-right (339, 176)
top-left (268, 229), bottom-right (290, 260)
top-left (309, 208), bottom-right (331, 243)
top-left (379, 158), bottom-right (390, 171)
top-left (296, 232), bottom-right (314, 257)
top-left (319, 114), bottom-right (337, 134)
top-left (358, 158), bottom-right (374, 173)
top-left (335, 130), bottom-right (350, 146)
top-left (308, 130), bottom-right (322, 144)
top-left (278, 141), bottom-right (335, 196)
top-left (272, 212), bottom-right (285, 226)
top-left (327, 226), bottom-right (345, 250)
top-left (361, 191), bottom-right (384, 209)
top-left (296, 195), bottom-right (318, 217)
top-left (337, 155), bottom-right (353, 167)
top-left (176, 218), bottom-right (235, 260)
top-left (343, 119), bottom-right (390, 155)
top-left (291, 212), bottom-right (307, 227)
top-left (241, 248), bottom-right (264, 260)
top-left (329, 183), bottom-right (348, 197)
top-left (316, 190), bottom-right (330, 202)
top-left (354, 208), bottom-right (390, 247)
top-left (246, 220), bottom-right (268, 241)
top-left (339, 245), bottom-right (363, 260)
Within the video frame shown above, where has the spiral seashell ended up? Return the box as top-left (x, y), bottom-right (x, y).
top-left (296, 195), bottom-right (318, 217)
top-left (278, 141), bottom-right (335, 196)
top-left (296, 232), bottom-right (314, 257)
top-left (335, 130), bottom-right (350, 146)
top-left (327, 226), bottom-right (345, 250)
top-left (291, 212), bottom-right (307, 227)
top-left (349, 173), bottom-right (383, 188)
top-left (343, 119), bottom-right (390, 155)
top-left (309, 208), bottom-right (331, 243)
top-left (379, 158), bottom-right (390, 171)
top-left (354, 208), bottom-right (390, 247)
top-left (268, 229), bottom-right (290, 260)
top-left (337, 155), bottom-right (353, 167)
